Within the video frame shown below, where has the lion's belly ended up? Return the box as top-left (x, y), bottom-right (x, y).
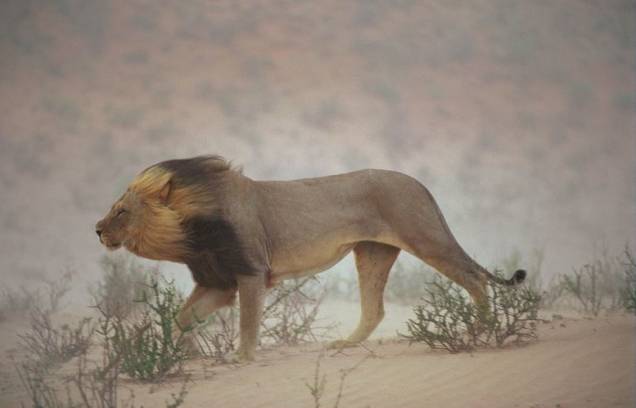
top-left (269, 241), bottom-right (356, 284)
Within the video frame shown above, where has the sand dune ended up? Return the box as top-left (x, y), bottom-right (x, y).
top-left (2, 306), bottom-right (633, 408)
top-left (173, 315), bottom-right (634, 408)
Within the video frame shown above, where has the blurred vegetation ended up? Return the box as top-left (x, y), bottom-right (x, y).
top-left (1, 269), bottom-right (73, 322)
top-left (90, 254), bottom-right (158, 321)
top-left (385, 262), bottom-right (436, 304)
top-left (549, 249), bottom-right (628, 316)
top-left (621, 248), bottom-right (636, 313)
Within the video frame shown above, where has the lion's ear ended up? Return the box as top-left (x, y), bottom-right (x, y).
top-left (159, 178), bottom-right (172, 204)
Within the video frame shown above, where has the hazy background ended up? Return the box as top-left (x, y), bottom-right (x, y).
top-left (1, 0), bottom-right (634, 294)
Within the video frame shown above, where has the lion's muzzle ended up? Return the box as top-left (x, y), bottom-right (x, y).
top-left (95, 220), bottom-right (120, 249)
top-left (95, 220), bottom-right (105, 242)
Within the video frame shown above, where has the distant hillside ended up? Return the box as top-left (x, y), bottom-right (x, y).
top-left (0, 0), bottom-right (634, 285)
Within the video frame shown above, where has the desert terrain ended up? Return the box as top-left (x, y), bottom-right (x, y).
top-left (1, 300), bottom-right (634, 408)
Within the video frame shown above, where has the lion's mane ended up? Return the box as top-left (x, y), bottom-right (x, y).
top-left (127, 155), bottom-right (254, 289)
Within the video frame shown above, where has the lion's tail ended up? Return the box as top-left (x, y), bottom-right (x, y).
top-left (480, 267), bottom-right (527, 286)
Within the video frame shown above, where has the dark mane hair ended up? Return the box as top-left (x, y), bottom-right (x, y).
top-left (157, 155), bottom-right (234, 187)
top-left (153, 155), bottom-right (254, 289)
top-left (128, 155), bottom-right (255, 289)
top-left (182, 215), bottom-right (256, 289)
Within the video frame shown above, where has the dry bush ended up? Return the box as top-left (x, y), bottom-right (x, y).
top-left (321, 273), bottom-right (358, 301)
top-left (16, 360), bottom-right (71, 408)
top-left (1, 269), bottom-right (73, 322)
top-left (560, 264), bottom-right (603, 316)
top-left (305, 354), bottom-right (327, 408)
top-left (261, 278), bottom-right (334, 345)
top-left (193, 307), bottom-right (239, 362)
top-left (90, 254), bottom-right (158, 321)
top-left (0, 286), bottom-right (39, 322)
top-left (305, 353), bottom-right (368, 408)
top-left (69, 341), bottom-right (189, 408)
top-left (559, 254), bottom-right (624, 316)
top-left (16, 270), bottom-right (93, 370)
top-left (17, 338), bottom-right (131, 408)
top-left (501, 248), bottom-right (629, 314)
top-left (18, 308), bottom-right (94, 369)
top-left (192, 277), bottom-right (333, 361)
top-left (401, 273), bottom-right (541, 353)
top-left (621, 248), bottom-right (636, 313)
top-left (43, 269), bottom-right (75, 314)
top-left (538, 275), bottom-right (566, 310)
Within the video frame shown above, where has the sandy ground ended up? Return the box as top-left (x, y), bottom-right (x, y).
top-left (1, 303), bottom-right (634, 408)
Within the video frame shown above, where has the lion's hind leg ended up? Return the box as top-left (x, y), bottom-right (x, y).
top-left (417, 255), bottom-right (489, 309)
top-left (328, 241), bottom-right (400, 349)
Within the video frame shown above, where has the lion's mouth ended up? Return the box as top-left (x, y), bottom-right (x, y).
top-left (105, 242), bottom-right (122, 250)
top-left (100, 237), bottom-right (122, 250)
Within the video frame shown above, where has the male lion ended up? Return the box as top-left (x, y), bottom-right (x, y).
top-left (95, 155), bottom-right (525, 361)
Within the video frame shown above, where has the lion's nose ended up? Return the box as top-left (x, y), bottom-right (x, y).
top-left (96, 227), bottom-right (103, 237)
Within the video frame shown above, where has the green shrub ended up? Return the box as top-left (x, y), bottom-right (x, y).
top-left (401, 273), bottom-right (541, 353)
top-left (487, 278), bottom-right (541, 347)
top-left (97, 277), bottom-right (191, 381)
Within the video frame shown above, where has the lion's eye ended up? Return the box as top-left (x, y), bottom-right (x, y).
top-left (116, 209), bottom-right (127, 217)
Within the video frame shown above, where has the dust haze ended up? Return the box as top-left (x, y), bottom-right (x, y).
top-left (1, 0), bottom-right (634, 294)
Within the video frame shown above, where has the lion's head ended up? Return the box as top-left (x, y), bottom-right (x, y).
top-left (95, 156), bottom-right (233, 262)
top-left (95, 189), bottom-right (145, 251)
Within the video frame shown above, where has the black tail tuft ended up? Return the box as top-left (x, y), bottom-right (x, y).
top-left (510, 269), bottom-right (526, 285)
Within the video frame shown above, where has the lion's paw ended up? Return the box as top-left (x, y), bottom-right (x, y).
top-left (327, 339), bottom-right (359, 350)
top-left (223, 349), bottom-right (255, 364)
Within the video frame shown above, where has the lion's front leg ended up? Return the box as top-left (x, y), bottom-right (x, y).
top-left (234, 274), bottom-right (267, 361)
top-left (177, 284), bottom-right (237, 329)
top-left (175, 284), bottom-right (237, 355)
